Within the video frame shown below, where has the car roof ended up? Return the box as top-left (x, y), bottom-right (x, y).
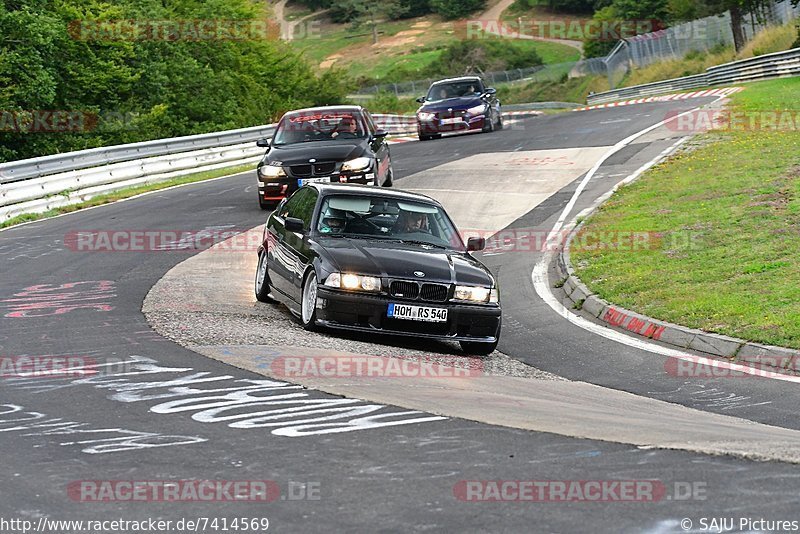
top-left (309, 184), bottom-right (442, 206)
top-left (281, 105), bottom-right (364, 117)
top-left (429, 76), bottom-right (483, 86)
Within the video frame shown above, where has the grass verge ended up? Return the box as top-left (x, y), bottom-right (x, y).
top-left (0, 163), bottom-right (256, 231)
top-left (570, 77), bottom-right (800, 348)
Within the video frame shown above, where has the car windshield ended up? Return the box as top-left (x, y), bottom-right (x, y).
top-left (272, 112), bottom-right (367, 145)
top-left (316, 194), bottom-right (465, 250)
top-left (426, 81), bottom-right (483, 101)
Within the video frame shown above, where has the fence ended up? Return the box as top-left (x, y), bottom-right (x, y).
top-left (604, 0), bottom-right (800, 86)
top-left (586, 46), bottom-right (800, 103)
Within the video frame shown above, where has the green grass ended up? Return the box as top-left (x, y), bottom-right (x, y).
top-left (1, 163), bottom-right (256, 230)
top-left (290, 15), bottom-right (580, 84)
top-left (497, 73), bottom-right (608, 104)
top-left (571, 77), bottom-right (800, 348)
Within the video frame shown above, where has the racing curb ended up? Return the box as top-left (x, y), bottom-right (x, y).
top-left (555, 219), bottom-right (800, 374)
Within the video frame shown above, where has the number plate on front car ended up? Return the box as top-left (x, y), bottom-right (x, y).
top-left (298, 177), bottom-right (331, 186)
top-left (387, 303), bottom-right (448, 322)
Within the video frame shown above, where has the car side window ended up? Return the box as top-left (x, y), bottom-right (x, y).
top-left (286, 188), bottom-right (318, 230)
top-left (278, 192), bottom-right (298, 219)
top-left (363, 112), bottom-right (376, 134)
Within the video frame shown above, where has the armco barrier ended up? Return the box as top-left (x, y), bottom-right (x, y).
top-left (0, 110), bottom-right (535, 222)
top-left (586, 47), bottom-right (800, 105)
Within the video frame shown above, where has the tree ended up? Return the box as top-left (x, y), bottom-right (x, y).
top-left (429, 0), bottom-right (486, 20)
top-left (0, 0), bottom-right (351, 162)
top-left (334, 0), bottom-right (409, 44)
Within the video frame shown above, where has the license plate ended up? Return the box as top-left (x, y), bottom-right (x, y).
top-left (440, 117), bottom-right (463, 125)
top-left (387, 303), bottom-right (448, 322)
top-left (298, 176), bottom-right (331, 186)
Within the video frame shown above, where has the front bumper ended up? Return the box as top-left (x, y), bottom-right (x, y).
top-left (258, 168), bottom-right (377, 200)
top-left (417, 115), bottom-right (486, 134)
top-left (315, 286), bottom-right (501, 342)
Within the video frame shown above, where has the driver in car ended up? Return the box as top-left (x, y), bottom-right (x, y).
top-left (319, 208), bottom-right (346, 234)
top-left (331, 117), bottom-right (358, 139)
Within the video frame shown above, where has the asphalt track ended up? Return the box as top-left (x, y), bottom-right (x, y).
top-left (2, 99), bottom-right (800, 532)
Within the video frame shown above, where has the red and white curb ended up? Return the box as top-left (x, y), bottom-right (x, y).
top-left (576, 87), bottom-right (744, 111)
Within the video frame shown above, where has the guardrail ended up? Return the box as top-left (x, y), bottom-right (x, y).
top-left (586, 47), bottom-right (800, 105)
top-left (0, 110), bottom-right (536, 223)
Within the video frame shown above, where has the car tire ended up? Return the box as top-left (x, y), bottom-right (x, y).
top-left (482, 113), bottom-right (495, 133)
top-left (419, 134), bottom-right (432, 141)
top-left (496, 113), bottom-right (504, 130)
top-left (300, 270), bottom-right (319, 331)
top-left (382, 169), bottom-right (393, 187)
top-left (459, 340), bottom-right (498, 356)
top-left (255, 251), bottom-right (276, 303)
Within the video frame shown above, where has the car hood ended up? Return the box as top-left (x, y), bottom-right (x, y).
top-left (317, 237), bottom-right (493, 287)
top-left (267, 140), bottom-right (367, 165)
top-left (418, 96), bottom-right (485, 113)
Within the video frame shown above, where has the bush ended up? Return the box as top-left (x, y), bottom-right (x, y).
top-left (429, 0), bottom-right (486, 20)
top-left (425, 40), bottom-right (543, 76)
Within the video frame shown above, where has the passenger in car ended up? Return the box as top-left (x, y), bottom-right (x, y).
top-left (395, 211), bottom-right (430, 234)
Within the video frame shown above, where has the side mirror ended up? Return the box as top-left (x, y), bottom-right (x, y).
top-left (467, 237), bottom-right (486, 252)
top-left (415, 96), bottom-right (425, 103)
top-left (373, 129), bottom-right (388, 139)
top-left (484, 87), bottom-right (497, 96)
top-left (285, 217), bottom-right (304, 233)
top-left (256, 138), bottom-right (271, 148)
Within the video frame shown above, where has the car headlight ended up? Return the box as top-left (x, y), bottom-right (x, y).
top-left (341, 157), bottom-right (372, 172)
top-left (258, 164), bottom-right (285, 179)
top-left (453, 285), bottom-right (497, 304)
top-left (324, 272), bottom-right (381, 292)
top-left (466, 104), bottom-right (487, 116)
top-left (417, 112), bottom-right (435, 121)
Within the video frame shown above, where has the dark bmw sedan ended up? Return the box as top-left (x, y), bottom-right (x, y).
top-left (254, 183), bottom-right (501, 355)
top-left (255, 106), bottom-right (393, 209)
top-left (415, 76), bottom-right (502, 141)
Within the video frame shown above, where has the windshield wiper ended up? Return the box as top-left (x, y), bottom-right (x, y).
top-left (397, 239), bottom-right (448, 249)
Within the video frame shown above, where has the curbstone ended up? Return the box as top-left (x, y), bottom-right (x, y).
top-left (581, 295), bottom-right (606, 318)
top-left (570, 283), bottom-right (590, 303)
top-left (737, 343), bottom-right (800, 370)
top-left (687, 332), bottom-right (745, 358)
top-left (653, 326), bottom-right (696, 350)
top-left (563, 276), bottom-right (578, 296)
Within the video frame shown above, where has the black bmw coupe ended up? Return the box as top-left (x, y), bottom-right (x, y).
top-left (254, 183), bottom-right (501, 355)
top-left (255, 106), bottom-right (393, 209)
